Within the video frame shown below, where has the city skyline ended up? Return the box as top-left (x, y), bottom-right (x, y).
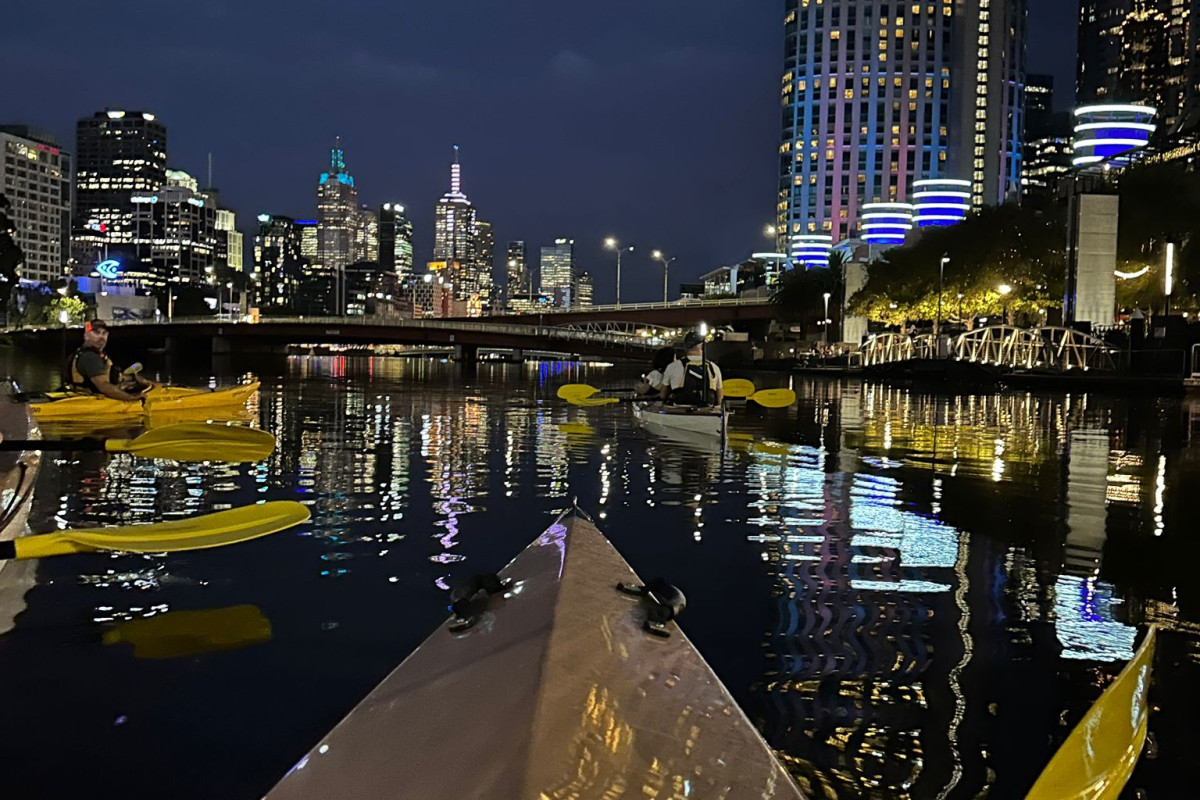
top-left (1, 1), bottom-right (1075, 304)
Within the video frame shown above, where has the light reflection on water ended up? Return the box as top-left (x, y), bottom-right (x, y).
top-left (0, 354), bottom-right (1194, 799)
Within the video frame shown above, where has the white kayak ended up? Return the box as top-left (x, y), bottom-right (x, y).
top-left (632, 401), bottom-right (728, 440)
top-left (265, 509), bottom-right (805, 799)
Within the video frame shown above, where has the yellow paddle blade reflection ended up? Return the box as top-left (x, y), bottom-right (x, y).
top-left (103, 605), bottom-right (272, 659)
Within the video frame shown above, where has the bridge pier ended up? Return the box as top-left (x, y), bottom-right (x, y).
top-left (454, 344), bottom-right (478, 363)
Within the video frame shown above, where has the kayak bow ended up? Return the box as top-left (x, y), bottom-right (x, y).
top-left (266, 509), bottom-right (805, 799)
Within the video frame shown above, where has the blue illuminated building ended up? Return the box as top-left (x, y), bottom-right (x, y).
top-left (861, 203), bottom-right (914, 247)
top-left (776, 0), bottom-right (1027, 252)
top-left (1071, 104), bottom-right (1157, 166)
top-left (913, 179), bottom-right (971, 228)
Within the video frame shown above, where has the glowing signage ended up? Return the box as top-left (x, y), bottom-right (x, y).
top-left (96, 259), bottom-right (121, 279)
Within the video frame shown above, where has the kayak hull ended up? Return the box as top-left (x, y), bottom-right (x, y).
top-left (633, 402), bottom-right (728, 439)
top-left (266, 511), bottom-right (804, 799)
top-left (29, 381), bottom-right (260, 422)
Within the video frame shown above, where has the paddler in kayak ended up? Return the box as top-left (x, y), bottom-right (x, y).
top-left (64, 319), bottom-right (156, 402)
top-left (662, 330), bottom-right (723, 406)
top-left (634, 347), bottom-right (677, 398)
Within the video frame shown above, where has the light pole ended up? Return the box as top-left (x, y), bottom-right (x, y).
top-left (1165, 242), bottom-right (1176, 316)
top-left (823, 292), bottom-right (832, 345)
top-left (936, 255), bottom-right (949, 339)
top-left (999, 283), bottom-right (1012, 325)
top-left (957, 292), bottom-right (965, 324)
top-left (605, 238), bottom-right (634, 307)
top-left (651, 250), bottom-right (676, 304)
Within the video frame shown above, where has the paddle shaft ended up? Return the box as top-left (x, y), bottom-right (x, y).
top-left (0, 438), bottom-right (106, 452)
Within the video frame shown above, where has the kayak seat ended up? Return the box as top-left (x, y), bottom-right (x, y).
top-left (616, 578), bottom-right (687, 638)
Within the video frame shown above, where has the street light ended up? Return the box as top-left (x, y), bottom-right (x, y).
top-left (936, 255), bottom-right (949, 338)
top-left (1166, 242), bottom-right (1176, 316)
top-left (823, 292), bottom-right (832, 345)
top-left (651, 250), bottom-right (676, 304)
top-left (606, 238), bottom-right (634, 306)
top-left (999, 283), bottom-right (1012, 326)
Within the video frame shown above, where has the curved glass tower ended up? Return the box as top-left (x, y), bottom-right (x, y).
top-left (777, 0), bottom-right (1026, 255)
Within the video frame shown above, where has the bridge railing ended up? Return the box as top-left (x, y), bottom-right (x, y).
top-left (502, 296), bottom-right (771, 315)
top-left (98, 315), bottom-right (658, 351)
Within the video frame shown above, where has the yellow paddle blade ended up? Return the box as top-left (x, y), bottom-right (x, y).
top-left (747, 388), bottom-right (797, 409)
top-left (556, 384), bottom-right (600, 402)
top-left (104, 423), bottom-right (277, 463)
top-left (102, 605), bottom-right (272, 660)
top-left (1026, 628), bottom-right (1156, 800)
top-left (724, 379), bottom-right (757, 398)
top-left (10, 501), bottom-right (310, 560)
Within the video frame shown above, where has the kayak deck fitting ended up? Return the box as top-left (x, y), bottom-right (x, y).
top-left (266, 509), bottom-right (805, 799)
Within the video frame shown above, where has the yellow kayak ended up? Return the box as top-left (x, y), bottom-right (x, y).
top-left (29, 381), bottom-right (260, 422)
top-left (1025, 627), bottom-right (1156, 800)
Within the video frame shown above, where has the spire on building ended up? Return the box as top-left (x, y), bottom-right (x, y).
top-left (332, 136), bottom-right (346, 172)
top-left (450, 144), bottom-right (462, 196)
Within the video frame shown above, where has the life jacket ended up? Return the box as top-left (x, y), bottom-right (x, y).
top-left (672, 358), bottom-right (718, 406)
top-left (65, 346), bottom-right (120, 394)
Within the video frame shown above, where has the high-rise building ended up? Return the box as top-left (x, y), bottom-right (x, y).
top-left (317, 138), bottom-right (358, 281)
top-left (379, 203), bottom-right (414, 279)
top-left (575, 271), bottom-right (594, 308)
top-left (540, 239), bottom-right (574, 306)
top-left (254, 213), bottom-right (303, 311)
top-left (74, 110), bottom-right (167, 246)
top-left (128, 183), bottom-right (217, 286)
top-left (506, 240), bottom-right (529, 306)
top-left (777, 0), bottom-right (1027, 253)
top-left (353, 204), bottom-right (378, 263)
top-left (432, 146), bottom-right (478, 300)
top-left (1021, 75), bottom-right (1073, 199)
top-left (214, 208), bottom-right (243, 272)
top-left (1077, 0), bottom-right (1198, 136)
top-left (474, 219), bottom-right (494, 306)
top-left (1077, 1), bottom-right (1132, 105)
top-left (0, 125), bottom-right (70, 285)
top-left (1025, 74), bottom-right (1056, 140)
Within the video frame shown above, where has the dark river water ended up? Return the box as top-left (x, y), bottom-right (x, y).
top-left (0, 351), bottom-right (1194, 799)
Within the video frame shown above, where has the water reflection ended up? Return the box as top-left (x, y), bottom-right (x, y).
top-left (0, 354), bottom-right (1195, 799)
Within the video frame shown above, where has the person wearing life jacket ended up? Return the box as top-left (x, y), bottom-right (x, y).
top-left (635, 347), bottom-right (677, 398)
top-left (662, 331), bottom-right (723, 406)
top-left (64, 319), bottom-right (154, 401)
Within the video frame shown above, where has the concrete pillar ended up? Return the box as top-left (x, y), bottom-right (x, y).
top-left (454, 344), bottom-right (478, 363)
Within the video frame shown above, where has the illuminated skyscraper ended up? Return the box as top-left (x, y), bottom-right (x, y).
top-left (506, 240), bottom-right (529, 306)
top-left (777, 0), bottom-right (1026, 254)
top-left (317, 138), bottom-right (358, 280)
top-left (74, 109), bottom-right (167, 246)
top-left (379, 203), bottom-right (414, 279)
top-left (539, 238), bottom-right (574, 307)
top-left (575, 271), bottom-right (594, 307)
top-left (474, 219), bottom-right (495, 306)
top-left (1077, 1), bottom-right (1199, 135)
top-left (432, 145), bottom-right (477, 299)
top-left (0, 125), bottom-right (70, 285)
top-left (254, 213), bottom-right (302, 310)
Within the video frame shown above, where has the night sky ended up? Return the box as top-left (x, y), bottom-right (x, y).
top-left (2, 1), bottom-right (1077, 304)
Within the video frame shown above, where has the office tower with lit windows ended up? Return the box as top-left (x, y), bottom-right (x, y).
top-left (432, 146), bottom-right (478, 299)
top-left (0, 125), bottom-right (70, 285)
top-left (474, 219), bottom-right (495, 305)
top-left (1077, 1), bottom-right (1199, 136)
top-left (379, 203), bottom-right (414, 279)
top-left (214, 208), bottom-right (243, 272)
top-left (540, 238), bottom-right (575, 307)
top-left (506, 240), bottom-right (529, 305)
top-left (575, 271), bottom-right (594, 307)
top-left (1021, 74), bottom-right (1073, 199)
top-left (74, 109), bottom-right (167, 247)
top-left (254, 214), bottom-right (303, 311)
top-left (317, 138), bottom-right (358, 280)
top-left (777, 0), bottom-right (1026, 254)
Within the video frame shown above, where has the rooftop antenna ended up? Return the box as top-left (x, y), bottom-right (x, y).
top-left (450, 144), bottom-right (462, 194)
top-left (207, 152), bottom-right (213, 189)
